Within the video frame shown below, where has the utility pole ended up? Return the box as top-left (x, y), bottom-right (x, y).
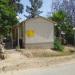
top-left (73, 27), bottom-right (75, 46)
top-left (16, 16), bottom-right (20, 49)
top-left (17, 25), bottom-right (20, 49)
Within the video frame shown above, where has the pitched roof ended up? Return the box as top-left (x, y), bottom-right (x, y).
top-left (13, 16), bottom-right (56, 28)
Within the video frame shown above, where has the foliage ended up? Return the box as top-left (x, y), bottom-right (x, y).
top-left (11, 0), bottom-right (24, 13)
top-left (52, 0), bottom-right (75, 26)
top-left (50, 10), bottom-right (74, 45)
top-left (54, 37), bottom-right (64, 51)
top-left (0, 0), bottom-right (23, 36)
top-left (0, 0), bottom-right (18, 36)
top-left (25, 0), bottom-right (43, 18)
top-left (51, 10), bottom-right (66, 23)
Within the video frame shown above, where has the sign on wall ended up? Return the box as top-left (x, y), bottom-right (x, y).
top-left (26, 29), bottom-right (36, 38)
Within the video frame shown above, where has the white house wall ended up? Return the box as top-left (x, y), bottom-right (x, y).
top-left (25, 18), bottom-right (54, 44)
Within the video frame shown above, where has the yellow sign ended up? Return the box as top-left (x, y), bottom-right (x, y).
top-left (26, 29), bottom-right (35, 37)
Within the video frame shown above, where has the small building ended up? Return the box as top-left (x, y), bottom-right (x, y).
top-left (12, 16), bottom-right (55, 49)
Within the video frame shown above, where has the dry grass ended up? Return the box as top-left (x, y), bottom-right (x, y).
top-left (18, 46), bottom-right (75, 58)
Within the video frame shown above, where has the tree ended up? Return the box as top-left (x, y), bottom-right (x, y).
top-left (0, 0), bottom-right (18, 36)
top-left (52, 0), bottom-right (75, 27)
top-left (51, 0), bottom-right (75, 45)
top-left (25, 0), bottom-right (43, 18)
top-left (0, 0), bottom-right (24, 36)
top-left (11, 0), bottom-right (24, 13)
top-left (50, 10), bottom-right (74, 45)
top-left (51, 10), bottom-right (66, 23)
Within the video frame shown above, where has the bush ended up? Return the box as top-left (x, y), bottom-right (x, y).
top-left (54, 37), bottom-right (64, 51)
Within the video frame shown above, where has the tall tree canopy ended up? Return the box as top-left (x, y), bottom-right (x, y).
top-left (25, 0), bottom-right (43, 19)
top-left (52, 0), bottom-right (75, 26)
top-left (50, 10), bottom-right (74, 45)
top-left (51, 10), bottom-right (66, 23)
top-left (0, 0), bottom-right (23, 36)
top-left (51, 0), bottom-right (75, 45)
top-left (11, 0), bottom-right (24, 13)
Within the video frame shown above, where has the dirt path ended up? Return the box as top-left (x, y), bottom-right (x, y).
top-left (0, 49), bottom-right (75, 72)
top-left (0, 57), bottom-right (75, 75)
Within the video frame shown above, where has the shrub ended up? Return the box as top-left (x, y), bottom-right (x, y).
top-left (54, 37), bottom-right (64, 51)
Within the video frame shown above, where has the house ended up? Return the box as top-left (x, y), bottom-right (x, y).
top-left (12, 16), bottom-right (55, 49)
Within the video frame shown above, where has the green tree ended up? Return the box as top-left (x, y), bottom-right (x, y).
top-left (51, 10), bottom-right (66, 23)
top-left (0, 0), bottom-right (24, 36)
top-left (10, 0), bottom-right (24, 13)
top-left (0, 0), bottom-right (17, 36)
top-left (25, 0), bottom-right (43, 18)
top-left (49, 10), bottom-right (74, 45)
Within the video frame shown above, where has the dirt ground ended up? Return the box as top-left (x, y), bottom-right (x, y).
top-left (0, 46), bottom-right (75, 72)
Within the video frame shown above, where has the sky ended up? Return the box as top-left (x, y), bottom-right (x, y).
top-left (19, 0), bottom-right (52, 22)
